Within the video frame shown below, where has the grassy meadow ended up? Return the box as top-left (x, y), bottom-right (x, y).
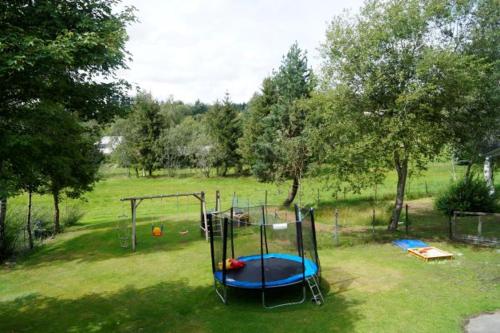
top-left (0, 162), bottom-right (499, 332)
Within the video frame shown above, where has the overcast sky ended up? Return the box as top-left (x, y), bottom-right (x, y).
top-left (117, 0), bottom-right (364, 104)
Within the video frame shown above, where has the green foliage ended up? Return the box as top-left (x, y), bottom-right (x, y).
top-left (0, 206), bottom-right (25, 259)
top-left (0, 0), bottom-right (135, 123)
top-left (112, 94), bottom-right (215, 176)
top-left (240, 43), bottom-right (315, 204)
top-left (315, 0), bottom-right (492, 228)
top-left (119, 92), bottom-right (164, 176)
top-left (157, 117), bottom-right (217, 176)
top-left (43, 111), bottom-right (103, 201)
top-left (0, 0), bottom-right (134, 254)
top-left (206, 94), bottom-right (243, 175)
top-left (435, 175), bottom-right (497, 216)
top-left (436, 0), bottom-right (500, 164)
top-left (62, 205), bottom-right (85, 228)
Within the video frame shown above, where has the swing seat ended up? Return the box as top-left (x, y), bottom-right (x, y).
top-left (152, 225), bottom-right (164, 237)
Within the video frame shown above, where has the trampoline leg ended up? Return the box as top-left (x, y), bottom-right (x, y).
top-left (214, 280), bottom-right (227, 304)
top-left (262, 286), bottom-right (306, 309)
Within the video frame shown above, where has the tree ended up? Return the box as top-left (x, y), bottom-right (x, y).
top-left (109, 117), bottom-right (140, 176)
top-left (436, 0), bottom-right (500, 184)
top-left (0, 0), bottom-right (134, 257)
top-left (122, 92), bottom-right (164, 176)
top-left (41, 113), bottom-right (102, 234)
top-left (206, 94), bottom-right (242, 176)
top-left (185, 119), bottom-right (218, 177)
top-left (191, 100), bottom-right (209, 117)
top-left (240, 43), bottom-right (315, 206)
top-left (318, 0), bottom-right (491, 230)
top-left (157, 117), bottom-right (197, 174)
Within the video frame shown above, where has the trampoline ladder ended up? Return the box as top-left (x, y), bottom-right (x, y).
top-left (307, 275), bottom-right (324, 305)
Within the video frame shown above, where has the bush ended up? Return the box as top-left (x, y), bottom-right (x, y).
top-left (1, 206), bottom-right (27, 260)
top-left (435, 176), bottom-right (497, 216)
top-left (62, 205), bottom-right (85, 227)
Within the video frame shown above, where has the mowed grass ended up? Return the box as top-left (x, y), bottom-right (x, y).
top-left (1, 163), bottom-right (499, 333)
top-left (7, 161), bottom-right (477, 229)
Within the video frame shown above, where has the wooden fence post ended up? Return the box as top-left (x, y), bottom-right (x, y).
top-left (477, 215), bottom-right (482, 237)
top-left (334, 209), bottom-right (339, 246)
top-left (372, 208), bottom-right (376, 234)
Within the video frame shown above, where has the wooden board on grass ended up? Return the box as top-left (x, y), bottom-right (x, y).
top-left (407, 247), bottom-right (453, 262)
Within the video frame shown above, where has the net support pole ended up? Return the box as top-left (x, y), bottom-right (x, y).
top-left (294, 204), bottom-right (306, 289)
top-left (222, 217), bottom-right (228, 285)
top-left (230, 207), bottom-right (234, 257)
top-left (261, 206), bottom-right (269, 254)
top-left (208, 214), bottom-right (215, 274)
top-left (260, 223), bottom-right (266, 304)
top-left (309, 207), bottom-right (320, 274)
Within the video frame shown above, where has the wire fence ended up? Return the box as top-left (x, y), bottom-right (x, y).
top-left (4, 175), bottom-right (474, 254)
top-left (3, 202), bottom-right (86, 255)
top-left (451, 211), bottom-right (500, 246)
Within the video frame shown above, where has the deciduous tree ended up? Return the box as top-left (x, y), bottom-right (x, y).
top-left (318, 0), bottom-right (490, 230)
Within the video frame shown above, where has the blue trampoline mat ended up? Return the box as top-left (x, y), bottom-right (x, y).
top-left (214, 253), bottom-right (318, 289)
top-left (393, 239), bottom-right (429, 250)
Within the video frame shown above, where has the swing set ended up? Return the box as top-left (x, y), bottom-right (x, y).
top-left (119, 192), bottom-right (208, 251)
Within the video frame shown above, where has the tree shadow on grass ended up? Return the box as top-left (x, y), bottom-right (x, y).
top-left (0, 280), bottom-right (362, 333)
top-left (16, 220), bottom-right (207, 269)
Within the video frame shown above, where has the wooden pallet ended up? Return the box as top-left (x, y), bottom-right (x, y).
top-left (407, 247), bottom-right (454, 262)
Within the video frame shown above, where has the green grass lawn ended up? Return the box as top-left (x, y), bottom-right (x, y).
top-left (1, 163), bottom-right (499, 332)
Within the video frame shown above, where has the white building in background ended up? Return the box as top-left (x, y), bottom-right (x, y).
top-left (98, 136), bottom-right (123, 155)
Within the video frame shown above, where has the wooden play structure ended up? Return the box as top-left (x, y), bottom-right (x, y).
top-left (120, 192), bottom-right (208, 251)
top-left (393, 239), bottom-right (454, 262)
top-left (407, 247), bottom-right (454, 262)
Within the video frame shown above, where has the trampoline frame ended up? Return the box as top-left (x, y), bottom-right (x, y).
top-left (208, 204), bottom-right (321, 309)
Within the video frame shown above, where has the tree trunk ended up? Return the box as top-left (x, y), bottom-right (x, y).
top-left (53, 190), bottom-right (61, 234)
top-left (465, 162), bottom-right (472, 179)
top-left (283, 176), bottom-right (300, 207)
top-left (148, 167), bottom-right (153, 177)
top-left (484, 156), bottom-right (495, 196)
top-left (27, 190), bottom-right (34, 249)
top-left (134, 167), bottom-right (139, 177)
top-left (203, 167), bottom-right (210, 178)
top-left (0, 197), bottom-right (7, 259)
top-left (388, 153), bottom-right (408, 231)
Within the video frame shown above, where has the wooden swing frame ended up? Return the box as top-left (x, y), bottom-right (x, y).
top-left (120, 192), bottom-right (208, 251)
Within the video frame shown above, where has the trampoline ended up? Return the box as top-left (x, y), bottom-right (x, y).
top-left (208, 204), bottom-right (323, 308)
top-left (214, 253), bottom-right (318, 289)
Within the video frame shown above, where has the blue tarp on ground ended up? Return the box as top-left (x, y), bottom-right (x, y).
top-left (393, 239), bottom-right (429, 250)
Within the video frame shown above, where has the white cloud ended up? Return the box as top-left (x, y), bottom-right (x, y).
top-left (117, 0), bottom-right (364, 103)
